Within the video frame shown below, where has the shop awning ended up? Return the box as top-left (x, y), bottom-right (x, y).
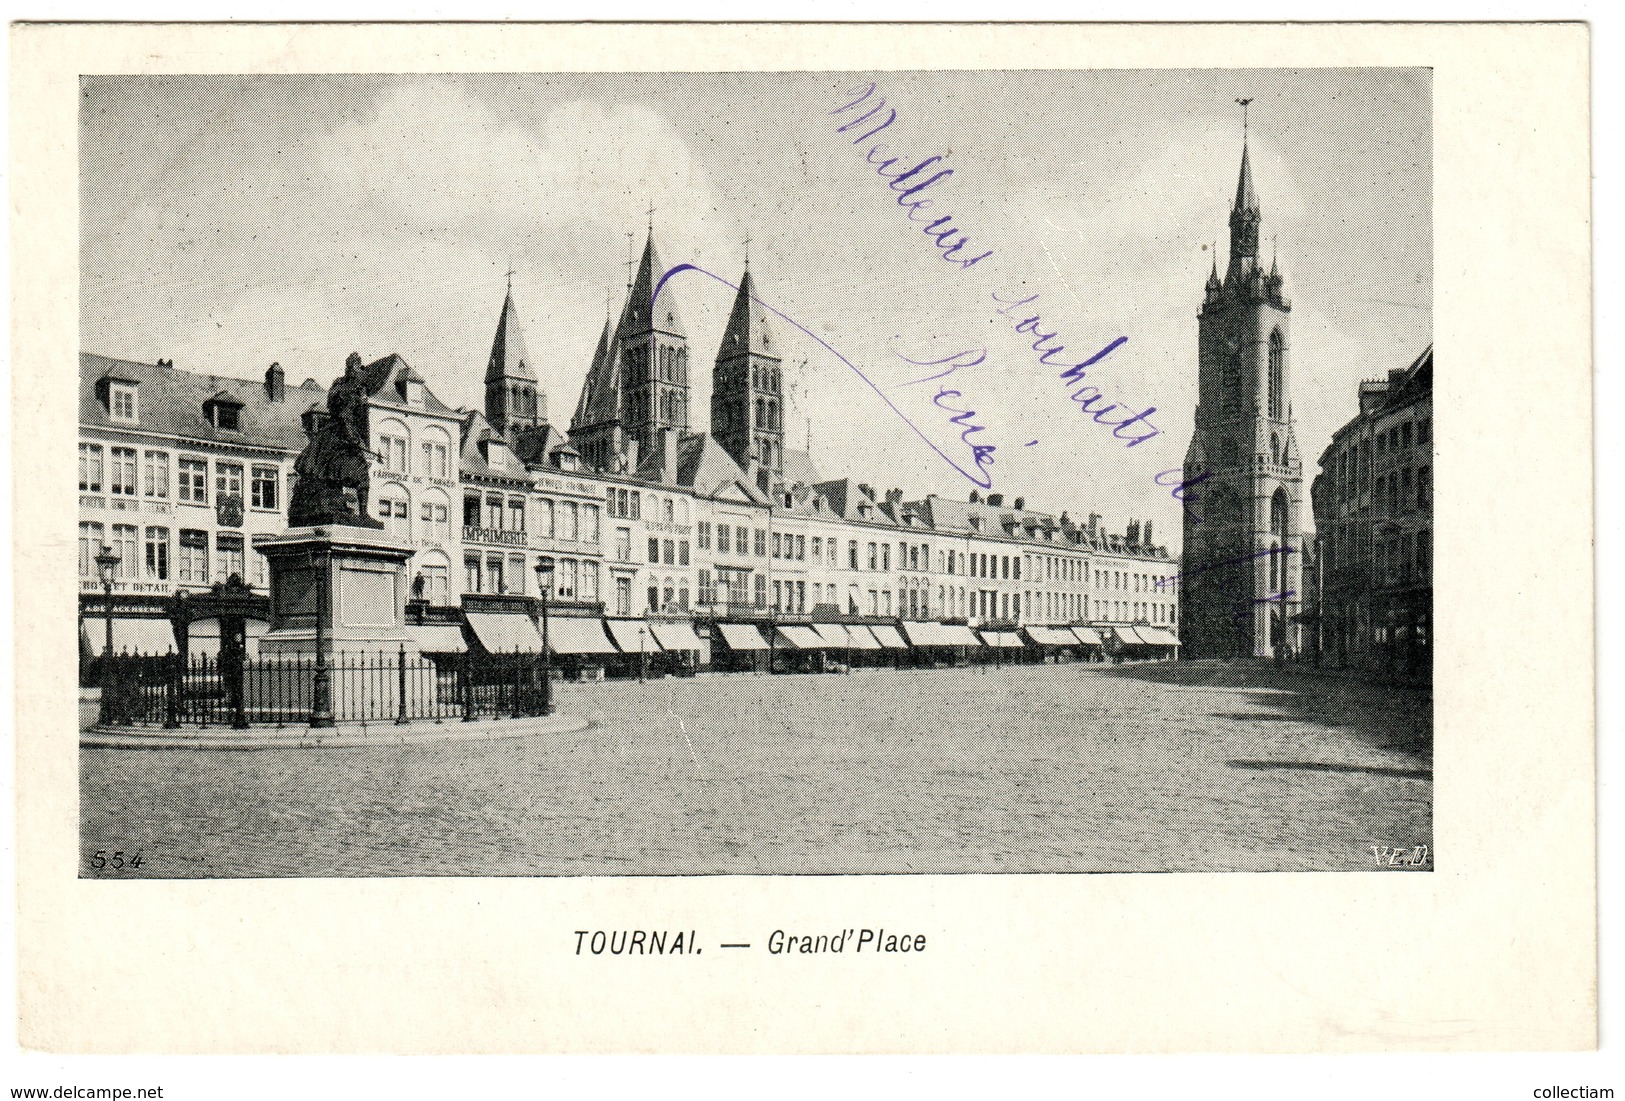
top-left (774, 625), bottom-right (825, 650)
top-left (81, 617), bottom-right (176, 657)
top-left (939, 624), bottom-right (983, 647)
top-left (650, 621), bottom-right (703, 652)
top-left (605, 619), bottom-right (654, 654)
top-left (1025, 626), bottom-right (1078, 647)
top-left (867, 624), bottom-right (908, 649)
top-left (715, 623), bottom-right (769, 651)
top-left (982, 630), bottom-right (1025, 649)
top-left (544, 617), bottom-right (617, 655)
top-left (811, 623), bottom-right (853, 649)
top-left (902, 622), bottom-right (981, 647)
top-left (1138, 627), bottom-right (1181, 647)
top-left (844, 625), bottom-right (883, 650)
top-left (1107, 625), bottom-right (1148, 646)
top-left (465, 612), bottom-right (545, 654)
top-left (1068, 626), bottom-right (1104, 647)
top-left (406, 624), bottom-right (467, 653)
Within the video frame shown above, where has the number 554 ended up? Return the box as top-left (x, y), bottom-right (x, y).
top-left (88, 850), bottom-right (144, 870)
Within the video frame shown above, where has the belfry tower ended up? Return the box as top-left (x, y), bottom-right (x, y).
top-left (1179, 105), bottom-right (1304, 659)
top-left (711, 251), bottom-right (784, 493)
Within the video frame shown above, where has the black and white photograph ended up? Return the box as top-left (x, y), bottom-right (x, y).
top-left (74, 67), bottom-right (1435, 877)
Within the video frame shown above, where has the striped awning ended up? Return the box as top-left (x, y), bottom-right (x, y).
top-left (605, 619), bottom-right (653, 653)
top-left (774, 625), bottom-right (825, 650)
top-left (650, 621), bottom-right (703, 652)
top-left (81, 617), bottom-right (176, 657)
top-left (811, 623), bottom-right (852, 648)
top-left (867, 624), bottom-right (908, 649)
top-left (406, 624), bottom-right (467, 653)
top-left (465, 612), bottom-right (545, 654)
top-left (1069, 626), bottom-right (1104, 646)
top-left (902, 622), bottom-right (982, 647)
top-left (980, 630), bottom-right (1024, 649)
top-left (1137, 627), bottom-right (1181, 647)
top-left (844, 625), bottom-right (883, 650)
top-left (545, 617), bottom-right (617, 655)
top-left (1025, 626), bottom-right (1078, 647)
top-left (715, 623), bottom-right (769, 651)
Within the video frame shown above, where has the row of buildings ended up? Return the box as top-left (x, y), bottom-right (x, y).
top-left (78, 232), bottom-right (1181, 667)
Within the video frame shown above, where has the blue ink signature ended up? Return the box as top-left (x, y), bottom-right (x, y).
top-left (830, 84), bottom-right (994, 271)
top-left (890, 346), bottom-right (1002, 486)
top-left (650, 264), bottom-right (1003, 489)
top-left (1154, 467), bottom-right (1212, 523)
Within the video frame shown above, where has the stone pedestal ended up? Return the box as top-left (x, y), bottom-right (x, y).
top-left (254, 524), bottom-right (428, 722)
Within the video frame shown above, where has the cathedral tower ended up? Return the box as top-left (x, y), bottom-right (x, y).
top-left (711, 256), bottom-right (784, 493)
top-left (1179, 118), bottom-right (1304, 658)
top-left (617, 228), bottom-right (691, 459)
top-left (484, 280), bottom-right (544, 438)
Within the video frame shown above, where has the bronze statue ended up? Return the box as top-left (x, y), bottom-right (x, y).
top-left (289, 353), bottom-right (383, 527)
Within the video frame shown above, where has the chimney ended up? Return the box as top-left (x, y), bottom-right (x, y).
top-left (623, 435), bottom-right (640, 474)
top-left (1142, 521), bottom-right (1153, 547)
top-left (987, 493), bottom-right (1004, 507)
top-left (969, 490), bottom-right (981, 503)
top-left (1088, 513), bottom-right (1101, 536)
top-left (885, 488), bottom-right (904, 506)
top-left (1013, 496), bottom-right (1025, 511)
top-left (264, 361), bottom-right (285, 403)
top-left (1127, 519), bottom-right (1141, 545)
top-left (858, 483), bottom-right (874, 500)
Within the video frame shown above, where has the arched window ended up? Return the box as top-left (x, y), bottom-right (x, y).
top-left (755, 398), bottom-right (766, 428)
top-left (1268, 330), bottom-right (1285, 420)
top-left (1271, 432), bottom-right (1280, 466)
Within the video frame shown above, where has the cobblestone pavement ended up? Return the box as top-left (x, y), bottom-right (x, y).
top-left (80, 660), bottom-right (1431, 877)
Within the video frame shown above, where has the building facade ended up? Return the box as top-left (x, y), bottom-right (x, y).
top-left (80, 230), bottom-right (1182, 666)
top-left (1179, 134), bottom-right (1305, 659)
top-left (1311, 346), bottom-right (1433, 678)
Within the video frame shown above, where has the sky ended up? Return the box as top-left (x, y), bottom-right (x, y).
top-left (80, 69), bottom-right (1431, 551)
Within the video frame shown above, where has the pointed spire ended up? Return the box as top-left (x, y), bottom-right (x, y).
top-left (573, 314), bottom-right (613, 428)
top-left (719, 264), bottom-right (778, 361)
top-left (619, 228), bottom-right (686, 338)
top-left (486, 285), bottom-right (536, 383)
top-left (1206, 248), bottom-right (1221, 291)
top-left (1233, 140), bottom-right (1259, 214)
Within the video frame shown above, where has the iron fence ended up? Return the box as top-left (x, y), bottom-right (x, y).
top-left (97, 647), bottom-right (553, 728)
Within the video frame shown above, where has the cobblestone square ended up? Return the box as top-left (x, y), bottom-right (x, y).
top-left (81, 661), bottom-right (1431, 876)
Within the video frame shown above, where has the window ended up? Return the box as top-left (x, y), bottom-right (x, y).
top-left (485, 495), bottom-right (504, 530)
top-left (615, 527), bottom-right (631, 562)
top-left (509, 499), bottom-right (526, 533)
top-left (143, 451), bottom-right (169, 498)
top-left (795, 535), bottom-right (806, 561)
top-left (510, 554), bottom-right (529, 595)
top-left (649, 537), bottom-right (660, 562)
top-left (752, 528), bottom-right (765, 556)
top-left (79, 444), bottom-right (103, 492)
top-left (881, 544), bottom-right (891, 571)
top-left (215, 404), bottom-right (240, 431)
top-left (537, 498), bottom-right (555, 539)
top-left (736, 527), bottom-right (749, 555)
top-left (420, 500), bottom-right (450, 542)
top-left (811, 536), bottom-right (822, 560)
top-left (104, 447), bottom-right (137, 497)
top-left (679, 541), bottom-right (690, 566)
top-left (629, 492), bottom-right (640, 520)
top-left (697, 521), bottom-right (711, 549)
top-left (772, 533), bottom-right (783, 558)
top-left (464, 494), bottom-right (481, 529)
top-left (1418, 465), bottom-right (1432, 509)
top-left (616, 576), bottom-right (633, 616)
top-left (251, 465), bottom-right (279, 510)
top-left (110, 383), bottom-right (137, 422)
top-left (488, 556), bottom-right (506, 594)
top-left (717, 524), bottom-right (730, 552)
top-left (697, 570), bottom-right (714, 606)
top-left (78, 523), bottom-right (104, 577)
top-left (216, 462), bottom-right (243, 505)
top-left (648, 584), bottom-right (660, 612)
top-left (867, 543), bottom-right (877, 570)
top-left (177, 457), bottom-right (207, 504)
top-left (379, 431), bottom-right (409, 474)
top-left (216, 533), bottom-right (244, 580)
top-left (583, 505), bottom-right (600, 545)
top-left (663, 539), bottom-right (675, 566)
top-left (849, 541), bottom-right (859, 570)
top-left (465, 557), bottom-right (482, 593)
top-left (1267, 330), bottom-right (1284, 420)
top-left (1417, 529), bottom-right (1431, 576)
top-left (379, 495), bottom-right (409, 538)
top-left (663, 498), bottom-right (674, 523)
top-left (143, 526), bottom-right (169, 581)
top-left (580, 561), bottom-right (599, 601)
top-left (178, 529), bottom-right (208, 583)
top-left (420, 431), bottom-right (451, 479)
top-left (1418, 416), bottom-right (1432, 445)
top-left (420, 564), bottom-right (449, 604)
top-left (754, 573), bottom-right (767, 608)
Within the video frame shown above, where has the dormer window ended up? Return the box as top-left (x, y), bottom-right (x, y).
top-left (110, 383), bottom-right (138, 423)
top-left (203, 391), bottom-right (244, 432)
top-left (970, 516), bottom-right (984, 532)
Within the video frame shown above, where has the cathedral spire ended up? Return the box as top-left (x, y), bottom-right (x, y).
top-left (1226, 102), bottom-right (1263, 280)
top-left (620, 228), bottom-right (687, 338)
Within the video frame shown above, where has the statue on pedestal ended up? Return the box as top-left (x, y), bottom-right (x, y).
top-left (289, 353), bottom-right (383, 528)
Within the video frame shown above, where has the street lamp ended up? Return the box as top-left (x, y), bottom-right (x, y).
top-left (309, 548), bottom-right (334, 728)
top-left (534, 556), bottom-right (554, 716)
top-left (94, 545), bottom-right (122, 723)
top-left (638, 626), bottom-right (647, 684)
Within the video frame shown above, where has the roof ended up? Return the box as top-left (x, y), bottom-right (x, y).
top-left (571, 316), bottom-right (623, 432)
top-left (81, 353), bottom-right (310, 452)
top-left (1234, 141), bottom-right (1258, 213)
top-left (716, 266), bottom-right (779, 362)
top-left (779, 447), bottom-right (822, 491)
top-left (619, 229), bottom-right (686, 340)
top-left (672, 431), bottom-right (769, 503)
top-left (486, 288), bottom-right (537, 383)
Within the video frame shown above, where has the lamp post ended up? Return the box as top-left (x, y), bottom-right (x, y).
top-left (309, 549), bottom-right (334, 728)
top-left (94, 546), bottom-right (121, 722)
top-left (638, 626), bottom-right (647, 684)
top-left (534, 556), bottom-right (554, 716)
